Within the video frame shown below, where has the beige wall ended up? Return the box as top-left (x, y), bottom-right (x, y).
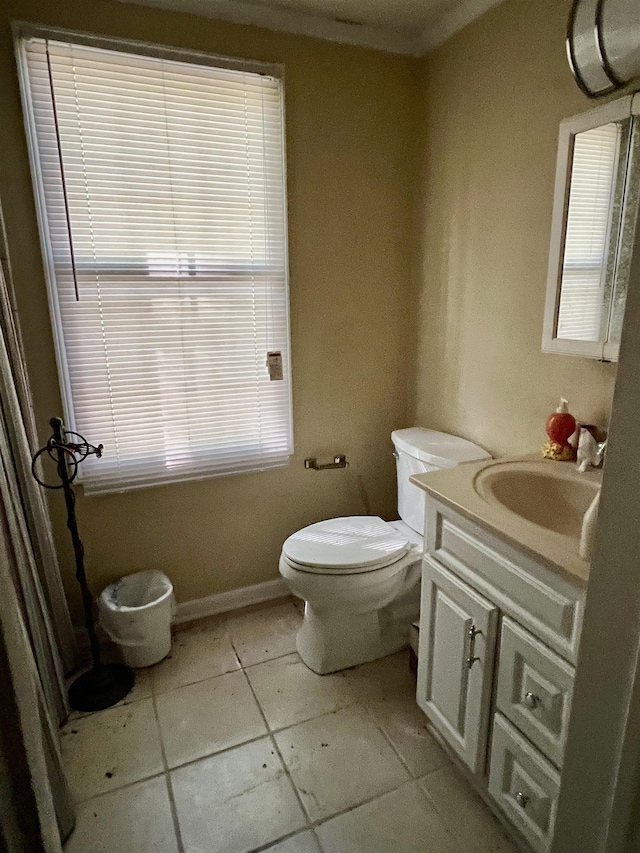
top-left (413, 0), bottom-right (617, 457)
top-left (0, 0), bottom-right (624, 623)
top-left (0, 0), bottom-right (418, 618)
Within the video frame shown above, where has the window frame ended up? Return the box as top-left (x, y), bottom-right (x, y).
top-left (543, 95), bottom-right (637, 362)
top-left (14, 23), bottom-right (294, 494)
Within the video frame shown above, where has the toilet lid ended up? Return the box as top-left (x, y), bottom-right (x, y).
top-left (282, 516), bottom-right (409, 572)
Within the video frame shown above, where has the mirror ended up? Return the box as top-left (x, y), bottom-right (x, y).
top-left (543, 94), bottom-right (640, 361)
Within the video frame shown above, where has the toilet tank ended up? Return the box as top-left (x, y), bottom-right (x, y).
top-left (392, 428), bottom-right (491, 536)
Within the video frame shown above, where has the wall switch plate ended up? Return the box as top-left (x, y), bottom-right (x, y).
top-left (266, 351), bottom-right (283, 381)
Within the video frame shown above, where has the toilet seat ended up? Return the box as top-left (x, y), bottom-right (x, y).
top-left (282, 516), bottom-right (410, 575)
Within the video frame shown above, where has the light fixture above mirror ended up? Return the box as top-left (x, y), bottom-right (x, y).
top-left (567, 0), bottom-right (640, 99)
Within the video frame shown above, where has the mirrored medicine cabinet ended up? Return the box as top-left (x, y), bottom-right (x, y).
top-left (543, 93), bottom-right (640, 361)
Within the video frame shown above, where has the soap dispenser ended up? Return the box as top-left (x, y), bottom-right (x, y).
top-left (542, 398), bottom-right (576, 461)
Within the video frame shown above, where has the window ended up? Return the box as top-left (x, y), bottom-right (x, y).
top-left (543, 95), bottom-right (640, 361)
top-left (17, 29), bottom-right (292, 494)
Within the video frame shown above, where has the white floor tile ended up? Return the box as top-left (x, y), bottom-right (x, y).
top-left (227, 600), bottom-right (301, 667)
top-left (150, 618), bottom-right (239, 694)
top-left (171, 737), bottom-right (306, 853)
top-left (262, 831), bottom-right (321, 853)
top-left (155, 670), bottom-right (267, 768)
top-left (343, 650), bottom-right (415, 707)
top-left (420, 765), bottom-right (518, 853)
top-left (64, 775), bottom-right (178, 853)
top-left (59, 605), bottom-right (522, 853)
top-left (60, 698), bottom-right (164, 801)
top-left (274, 706), bottom-right (410, 822)
top-left (125, 669), bottom-right (154, 702)
top-left (368, 693), bottom-right (449, 777)
top-left (343, 650), bottom-right (448, 776)
top-left (246, 653), bottom-right (356, 731)
top-left (316, 780), bottom-right (456, 853)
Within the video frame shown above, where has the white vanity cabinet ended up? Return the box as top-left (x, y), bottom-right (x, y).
top-left (416, 497), bottom-right (586, 853)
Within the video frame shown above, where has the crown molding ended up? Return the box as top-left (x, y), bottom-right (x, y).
top-left (115, 0), bottom-right (507, 56)
top-left (114, 0), bottom-right (424, 55)
top-left (420, 0), bottom-right (506, 53)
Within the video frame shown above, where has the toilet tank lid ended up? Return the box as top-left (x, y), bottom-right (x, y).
top-left (391, 428), bottom-right (491, 468)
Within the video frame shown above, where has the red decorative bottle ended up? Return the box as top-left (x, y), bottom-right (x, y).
top-left (542, 399), bottom-right (576, 461)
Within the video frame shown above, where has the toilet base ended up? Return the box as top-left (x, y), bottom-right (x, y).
top-left (295, 602), bottom-right (413, 675)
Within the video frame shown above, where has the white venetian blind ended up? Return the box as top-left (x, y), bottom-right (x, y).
top-left (20, 36), bottom-right (292, 494)
top-left (557, 122), bottom-right (621, 341)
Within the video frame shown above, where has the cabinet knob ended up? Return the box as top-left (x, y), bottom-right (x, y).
top-left (524, 692), bottom-right (540, 710)
top-left (515, 791), bottom-right (529, 809)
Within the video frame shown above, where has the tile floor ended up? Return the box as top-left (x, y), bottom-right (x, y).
top-left (61, 598), bottom-right (519, 853)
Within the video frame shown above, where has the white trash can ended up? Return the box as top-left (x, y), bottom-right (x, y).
top-left (99, 570), bottom-right (175, 668)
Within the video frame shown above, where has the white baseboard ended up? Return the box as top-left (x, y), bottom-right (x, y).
top-left (174, 577), bottom-right (289, 625)
top-left (71, 579), bottom-right (289, 665)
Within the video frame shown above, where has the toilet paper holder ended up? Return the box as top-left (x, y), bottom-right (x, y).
top-left (304, 455), bottom-right (349, 471)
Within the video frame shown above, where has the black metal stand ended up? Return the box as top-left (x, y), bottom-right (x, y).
top-left (33, 417), bottom-right (133, 712)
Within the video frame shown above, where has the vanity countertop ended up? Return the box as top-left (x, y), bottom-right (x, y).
top-left (411, 454), bottom-right (602, 588)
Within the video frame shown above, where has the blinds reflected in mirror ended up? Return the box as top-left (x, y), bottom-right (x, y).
top-left (557, 121), bottom-right (622, 342)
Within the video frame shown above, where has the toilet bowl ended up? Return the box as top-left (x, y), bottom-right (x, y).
top-left (280, 429), bottom-right (490, 674)
top-left (280, 516), bottom-right (422, 673)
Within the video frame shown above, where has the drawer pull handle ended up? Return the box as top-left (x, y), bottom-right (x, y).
top-left (524, 692), bottom-right (540, 710)
top-left (515, 791), bottom-right (529, 809)
top-left (466, 624), bottom-right (482, 670)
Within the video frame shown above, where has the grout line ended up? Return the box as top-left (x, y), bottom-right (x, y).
top-left (257, 695), bottom-right (382, 739)
top-left (69, 696), bottom-right (429, 808)
top-left (231, 634), bottom-right (317, 840)
top-left (246, 680), bottom-right (312, 826)
top-left (246, 827), bottom-right (320, 853)
top-left (149, 639), bottom-right (299, 699)
top-left (356, 697), bottom-right (417, 778)
top-left (236, 641), bottom-right (438, 852)
top-left (158, 732), bottom-right (271, 775)
top-left (151, 689), bottom-right (186, 853)
top-left (307, 776), bottom-right (424, 833)
top-left (309, 827), bottom-right (324, 852)
top-left (72, 770), bottom-right (167, 805)
top-left (150, 662), bottom-right (242, 698)
top-left (240, 649), bottom-right (302, 671)
top-left (163, 768), bottom-right (186, 853)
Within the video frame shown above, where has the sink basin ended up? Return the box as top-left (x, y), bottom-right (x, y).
top-left (474, 460), bottom-right (600, 537)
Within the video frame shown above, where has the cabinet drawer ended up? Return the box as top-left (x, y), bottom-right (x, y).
top-left (489, 713), bottom-right (560, 853)
top-left (497, 618), bottom-right (574, 767)
top-left (426, 499), bottom-right (584, 663)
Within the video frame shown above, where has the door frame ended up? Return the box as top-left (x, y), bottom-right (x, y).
top-left (552, 184), bottom-right (640, 852)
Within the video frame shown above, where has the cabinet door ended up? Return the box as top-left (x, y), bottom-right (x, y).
top-left (417, 558), bottom-right (498, 773)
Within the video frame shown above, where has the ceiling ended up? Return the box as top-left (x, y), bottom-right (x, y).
top-left (248, 0), bottom-right (456, 30)
top-left (115, 0), bottom-right (506, 55)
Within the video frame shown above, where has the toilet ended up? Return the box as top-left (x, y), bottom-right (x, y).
top-left (279, 428), bottom-right (491, 674)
